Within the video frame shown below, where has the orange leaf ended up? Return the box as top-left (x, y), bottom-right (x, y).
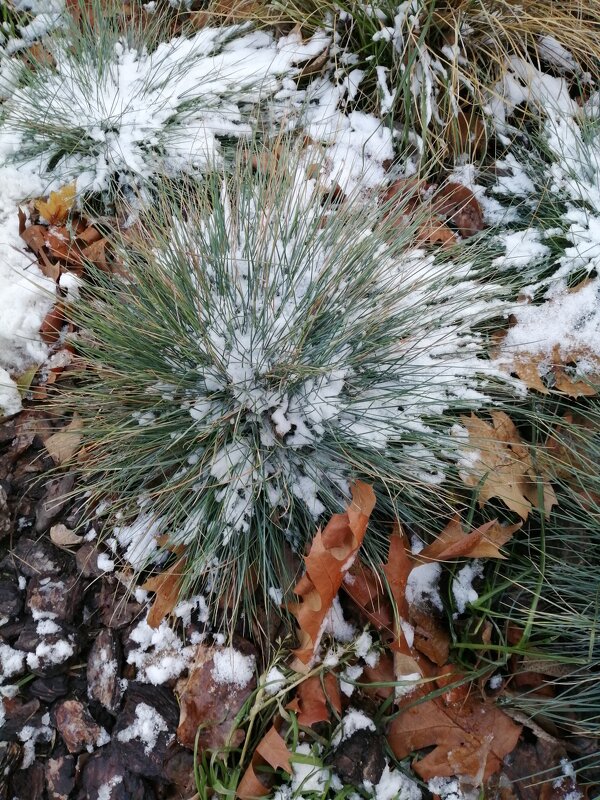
top-left (288, 481), bottom-right (375, 668)
top-left (35, 183), bottom-right (77, 225)
top-left (237, 724), bottom-right (293, 799)
top-left (286, 672), bottom-right (341, 727)
top-left (417, 517), bottom-right (520, 562)
top-left (142, 554), bottom-right (186, 628)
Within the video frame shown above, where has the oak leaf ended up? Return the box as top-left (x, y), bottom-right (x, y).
top-left (45, 414), bottom-right (82, 464)
top-left (237, 725), bottom-right (292, 799)
top-left (388, 680), bottom-right (522, 781)
top-left (416, 516), bottom-right (521, 562)
top-left (459, 411), bottom-right (556, 519)
top-left (35, 183), bottom-right (76, 225)
top-left (289, 481), bottom-right (375, 669)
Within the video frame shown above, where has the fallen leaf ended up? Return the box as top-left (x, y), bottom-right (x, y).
top-left (286, 672), bottom-right (341, 727)
top-left (237, 725), bottom-right (292, 799)
top-left (80, 237), bottom-right (109, 270)
top-left (388, 678), bottom-right (522, 782)
top-left (175, 641), bottom-right (257, 751)
top-left (35, 183), bottom-right (76, 225)
top-left (459, 411), bottom-right (556, 519)
top-left (39, 302), bottom-right (65, 344)
top-left (432, 182), bottom-right (484, 238)
top-left (45, 414), bottom-right (82, 464)
top-left (289, 481), bottom-right (375, 668)
top-left (50, 523), bottom-right (84, 547)
top-left (142, 552), bottom-right (186, 628)
top-left (417, 517), bottom-right (521, 562)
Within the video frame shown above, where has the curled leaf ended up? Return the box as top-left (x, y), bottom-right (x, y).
top-left (289, 481), bottom-right (375, 668)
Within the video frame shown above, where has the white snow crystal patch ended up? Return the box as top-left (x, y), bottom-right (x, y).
top-left (395, 672), bottom-right (421, 700)
top-left (18, 714), bottom-right (53, 769)
top-left (333, 709), bottom-right (376, 746)
top-left (173, 594), bottom-right (209, 626)
top-left (0, 133), bottom-right (55, 416)
top-left (97, 775), bottom-right (124, 800)
top-left (97, 553), bottom-right (115, 572)
top-left (289, 743), bottom-right (330, 795)
top-left (492, 228), bottom-right (550, 271)
top-left (428, 777), bottom-right (479, 800)
top-left (321, 596), bottom-right (356, 642)
top-left (0, 642), bottom-right (25, 682)
top-left (263, 666), bottom-right (287, 696)
top-left (26, 637), bottom-right (74, 670)
top-left (354, 631), bottom-right (373, 659)
top-left (211, 648), bottom-right (255, 688)
top-left (127, 616), bottom-right (195, 684)
top-left (340, 663), bottom-right (363, 697)
top-left (496, 279), bottom-right (600, 378)
top-left (488, 673), bottom-right (503, 690)
top-left (268, 586), bottom-right (283, 605)
top-left (452, 560), bottom-right (484, 614)
top-left (369, 764), bottom-right (422, 800)
top-left (114, 511), bottom-right (163, 569)
top-left (117, 702), bottom-right (171, 754)
top-left (406, 562), bottom-right (443, 611)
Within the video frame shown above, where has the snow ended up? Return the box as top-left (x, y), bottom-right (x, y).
top-left (127, 616), bottom-right (196, 684)
top-left (369, 765), bottom-right (421, 800)
top-left (0, 132), bottom-right (55, 417)
top-left (340, 663), bottom-right (364, 697)
top-left (114, 511), bottom-right (163, 569)
top-left (116, 702), bottom-right (172, 755)
top-left (264, 666), bottom-right (287, 696)
top-left (406, 562), bottom-right (443, 611)
top-left (289, 743), bottom-right (331, 794)
top-left (18, 713), bottom-right (53, 768)
top-left (211, 647), bottom-right (256, 688)
top-left (97, 775), bottom-right (124, 800)
top-left (321, 597), bottom-right (356, 642)
top-left (333, 708), bottom-right (376, 746)
top-left (452, 561), bottom-right (484, 614)
top-left (0, 641), bottom-right (25, 682)
top-left (97, 553), bottom-right (115, 572)
top-left (488, 673), bottom-right (503, 690)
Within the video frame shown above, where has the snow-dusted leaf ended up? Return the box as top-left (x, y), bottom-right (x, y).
top-left (289, 481), bottom-right (375, 669)
top-left (459, 411), bottom-right (556, 519)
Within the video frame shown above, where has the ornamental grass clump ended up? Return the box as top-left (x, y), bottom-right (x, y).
top-left (61, 145), bottom-right (512, 615)
top-left (0, 0), bottom-right (325, 207)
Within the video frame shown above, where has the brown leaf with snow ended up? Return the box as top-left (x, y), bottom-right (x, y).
top-left (288, 481), bottom-right (375, 669)
top-left (459, 411), bottom-right (556, 519)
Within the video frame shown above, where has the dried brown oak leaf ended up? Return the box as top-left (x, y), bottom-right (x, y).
top-left (416, 516), bottom-right (521, 562)
top-left (237, 725), bottom-right (292, 799)
top-left (45, 414), bottom-right (82, 464)
top-left (289, 481), bottom-right (375, 669)
top-left (388, 681), bottom-right (521, 782)
top-left (459, 411), bottom-right (556, 519)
